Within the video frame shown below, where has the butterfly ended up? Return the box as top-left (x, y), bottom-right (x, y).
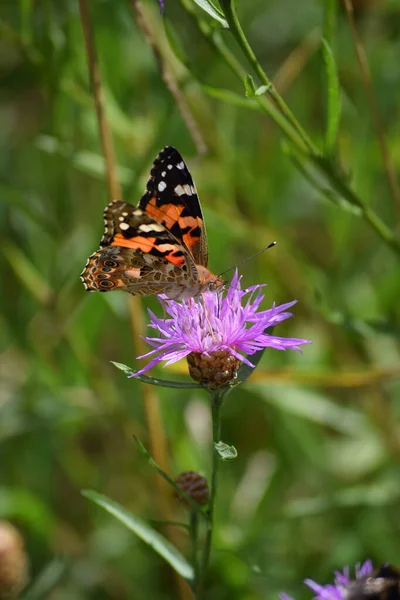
top-left (80, 146), bottom-right (225, 300)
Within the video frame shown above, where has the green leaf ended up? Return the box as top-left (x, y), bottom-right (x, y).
top-left (82, 491), bottom-right (194, 581)
top-left (111, 362), bottom-right (202, 389)
top-left (215, 441), bottom-right (238, 460)
top-left (244, 73), bottom-right (257, 98)
top-left (202, 85), bottom-right (261, 110)
top-left (193, 0), bottom-right (229, 28)
top-left (322, 38), bottom-right (341, 155)
top-left (133, 436), bottom-right (207, 516)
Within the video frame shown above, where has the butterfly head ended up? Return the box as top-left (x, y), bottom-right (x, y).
top-left (197, 265), bottom-right (226, 293)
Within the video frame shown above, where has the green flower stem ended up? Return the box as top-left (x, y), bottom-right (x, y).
top-left (219, 0), bottom-right (317, 155)
top-left (196, 390), bottom-right (224, 598)
top-left (189, 511), bottom-right (199, 585)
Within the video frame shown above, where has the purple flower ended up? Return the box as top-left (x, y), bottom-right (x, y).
top-left (130, 270), bottom-right (311, 377)
top-left (158, 0), bottom-right (165, 14)
top-left (280, 560), bottom-right (374, 600)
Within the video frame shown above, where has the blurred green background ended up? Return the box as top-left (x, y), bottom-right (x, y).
top-left (1, 0), bottom-right (400, 598)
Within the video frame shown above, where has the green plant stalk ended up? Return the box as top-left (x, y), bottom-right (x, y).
top-left (178, 0), bottom-right (400, 255)
top-left (313, 156), bottom-right (400, 254)
top-left (218, 0), bottom-right (400, 255)
top-left (323, 0), bottom-right (337, 45)
top-left (190, 511), bottom-right (199, 586)
top-left (219, 0), bottom-right (317, 154)
top-left (196, 390), bottom-right (223, 598)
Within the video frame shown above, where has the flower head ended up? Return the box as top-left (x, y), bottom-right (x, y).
top-left (280, 560), bottom-right (374, 600)
top-left (131, 270), bottom-right (311, 384)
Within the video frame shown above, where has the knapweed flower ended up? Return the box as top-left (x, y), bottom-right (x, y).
top-left (280, 560), bottom-right (374, 600)
top-left (131, 270), bottom-right (311, 388)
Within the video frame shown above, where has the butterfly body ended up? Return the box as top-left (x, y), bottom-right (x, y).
top-left (80, 147), bottom-right (224, 300)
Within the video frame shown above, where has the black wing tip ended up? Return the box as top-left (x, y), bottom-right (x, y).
top-left (158, 145), bottom-right (182, 161)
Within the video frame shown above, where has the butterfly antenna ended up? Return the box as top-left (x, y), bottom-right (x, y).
top-left (218, 241), bottom-right (276, 279)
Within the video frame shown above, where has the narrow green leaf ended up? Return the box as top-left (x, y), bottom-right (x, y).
top-left (322, 38), bottom-right (341, 155)
top-left (82, 491), bottom-right (194, 581)
top-left (193, 0), bottom-right (229, 28)
top-left (244, 73), bottom-right (257, 98)
top-left (282, 141), bottom-right (362, 215)
top-left (215, 441), bottom-right (238, 460)
top-left (111, 361), bottom-right (202, 389)
top-left (202, 85), bottom-right (261, 110)
top-left (133, 436), bottom-right (207, 516)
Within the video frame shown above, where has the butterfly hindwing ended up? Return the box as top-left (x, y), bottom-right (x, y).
top-left (81, 245), bottom-right (195, 297)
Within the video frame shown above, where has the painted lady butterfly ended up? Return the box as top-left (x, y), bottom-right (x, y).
top-left (80, 146), bottom-right (225, 300)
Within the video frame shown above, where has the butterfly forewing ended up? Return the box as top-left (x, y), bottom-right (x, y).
top-left (138, 146), bottom-right (208, 267)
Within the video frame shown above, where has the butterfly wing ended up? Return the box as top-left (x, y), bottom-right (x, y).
top-left (81, 246), bottom-right (194, 296)
top-left (81, 147), bottom-right (211, 298)
top-left (138, 146), bottom-right (208, 267)
top-left (80, 202), bottom-right (198, 296)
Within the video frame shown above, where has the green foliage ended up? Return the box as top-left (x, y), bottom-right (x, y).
top-left (82, 491), bottom-right (194, 580)
top-left (1, 0), bottom-right (400, 599)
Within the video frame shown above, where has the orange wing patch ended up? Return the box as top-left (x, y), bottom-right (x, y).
top-left (111, 232), bottom-right (157, 252)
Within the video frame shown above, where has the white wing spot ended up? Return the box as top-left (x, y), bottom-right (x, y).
top-left (133, 209), bottom-right (142, 216)
top-left (158, 181), bottom-right (167, 192)
top-left (122, 212), bottom-right (128, 216)
top-left (139, 223), bottom-right (165, 233)
top-left (120, 222), bottom-right (130, 231)
top-left (118, 216), bottom-right (124, 221)
top-left (176, 161), bottom-right (185, 170)
top-left (161, 171), bottom-right (166, 177)
top-left (167, 164), bottom-right (173, 170)
top-left (175, 185), bottom-right (185, 196)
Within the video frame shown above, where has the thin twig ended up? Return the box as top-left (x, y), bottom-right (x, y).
top-left (343, 0), bottom-right (400, 216)
top-left (78, 0), bottom-right (121, 200)
top-left (131, 0), bottom-right (207, 155)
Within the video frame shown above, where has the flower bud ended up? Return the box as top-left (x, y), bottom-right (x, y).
top-left (0, 522), bottom-right (29, 599)
top-left (187, 350), bottom-right (240, 389)
top-left (175, 471), bottom-right (209, 507)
